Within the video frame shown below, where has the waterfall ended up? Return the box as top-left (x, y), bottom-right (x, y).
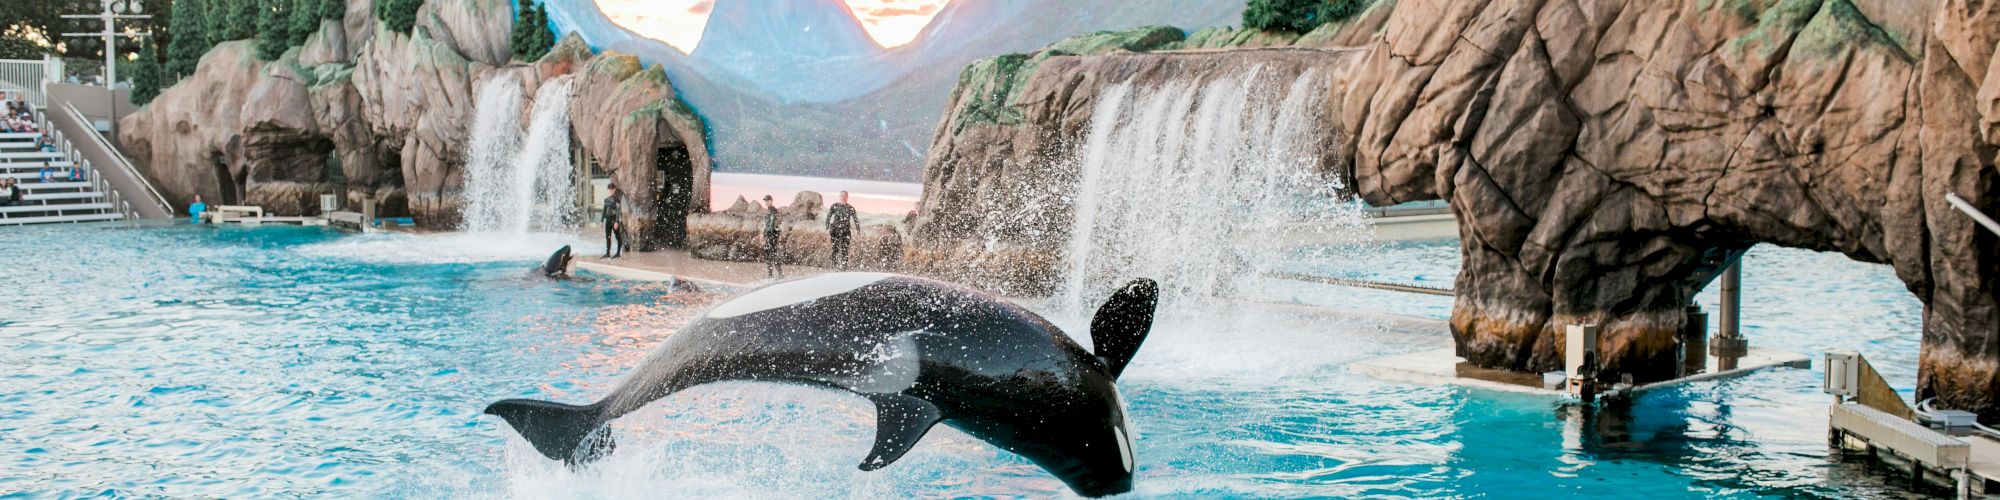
top-left (461, 74), bottom-right (580, 234)
top-left (1056, 69), bottom-right (1372, 316)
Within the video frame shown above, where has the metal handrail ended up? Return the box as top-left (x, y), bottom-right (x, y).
top-left (1945, 193), bottom-right (1999, 237)
top-left (58, 100), bottom-right (170, 215)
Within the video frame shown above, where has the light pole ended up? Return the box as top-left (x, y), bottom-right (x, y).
top-left (62, 0), bottom-right (150, 139)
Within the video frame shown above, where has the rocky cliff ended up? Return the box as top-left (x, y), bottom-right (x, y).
top-left (915, 0), bottom-right (2000, 417)
top-left (120, 0), bottom-right (710, 239)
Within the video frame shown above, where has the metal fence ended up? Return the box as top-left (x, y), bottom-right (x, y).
top-left (0, 57), bottom-right (64, 107)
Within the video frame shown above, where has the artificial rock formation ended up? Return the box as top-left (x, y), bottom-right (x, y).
top-left (121, 0), bottom-right (709, 236)
top-left (689, 193), bottom-right (905, 270)
top-left (916, 1), bottom-right (2000, 417)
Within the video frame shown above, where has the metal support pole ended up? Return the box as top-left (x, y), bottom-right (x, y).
top-left (1712, 262), bottom-right (1747, 371)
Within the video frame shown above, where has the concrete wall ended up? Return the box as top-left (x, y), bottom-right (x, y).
top-left (47, 83), bottom-right (136, 131)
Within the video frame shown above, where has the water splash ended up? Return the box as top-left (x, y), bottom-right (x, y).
top-left (461, 74), bottom-right (581, 235)
top-left (1056, 69), bottom-right (1374, 319)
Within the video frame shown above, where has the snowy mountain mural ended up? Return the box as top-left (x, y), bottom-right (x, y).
top-left (544, 0), bottom-right (1245, 180)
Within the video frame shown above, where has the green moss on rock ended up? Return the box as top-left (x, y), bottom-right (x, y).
top-left (951, 26), bottom-right (1188, 131)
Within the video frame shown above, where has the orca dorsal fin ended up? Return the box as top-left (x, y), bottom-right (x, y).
top-left (1090, 278), bottom-right (1158, 379)
top-left (858, 393), bottom-right (943, 471)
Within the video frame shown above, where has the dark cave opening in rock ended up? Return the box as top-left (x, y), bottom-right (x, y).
top-left (648, 145), bottom-right (694, 250)
top-left (212, 153), bottom-right (242, 205)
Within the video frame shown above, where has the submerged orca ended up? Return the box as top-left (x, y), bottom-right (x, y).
top-left (486, 272), bottom-right (1159, 496)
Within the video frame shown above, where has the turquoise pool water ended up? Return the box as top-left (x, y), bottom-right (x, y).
top-left (1, 224), bottom-right (1928, 497)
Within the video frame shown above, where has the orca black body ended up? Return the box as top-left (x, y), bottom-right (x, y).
top-left (486, 272), bottom-right (1158, 496)
top-left (541, 246), bottom-right (573, 278)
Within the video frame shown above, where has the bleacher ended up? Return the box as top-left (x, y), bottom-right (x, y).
top-left (0, 105), bottom-right (127, 226)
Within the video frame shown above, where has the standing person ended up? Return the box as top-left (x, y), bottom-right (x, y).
top-left (188, 195), bottom-right (206, 224)
top-left (762, 194), bottom-right (783, 278)
top-left (602, 184), bottom-right (627, 258)
top-left (825, 190), bottom-right (859, 270)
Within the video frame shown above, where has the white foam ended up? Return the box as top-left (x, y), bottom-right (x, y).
top-left (294, 232), bottom-right (599, 264)
top-left (706, 272), bottom-right (896, 319)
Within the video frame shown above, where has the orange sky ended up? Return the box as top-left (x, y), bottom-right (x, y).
top-left (594, 0), bottom-right (952, 53)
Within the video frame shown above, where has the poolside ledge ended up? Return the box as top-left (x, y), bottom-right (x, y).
top-left (1351, 347), bottom-right (1810, 398)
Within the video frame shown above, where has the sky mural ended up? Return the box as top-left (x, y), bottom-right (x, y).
top-left (594, 0), bottom-right (952, 52)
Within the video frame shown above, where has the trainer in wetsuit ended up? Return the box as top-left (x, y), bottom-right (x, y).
top-left (602, 184), bottom-right (626, 258)
top-left (762, 194), bottom-right (782, 278)
top-left (825, 190), bottom-right (859, 270)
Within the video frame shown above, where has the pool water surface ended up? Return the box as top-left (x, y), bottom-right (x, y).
top-left (0, 224), bottom-right (1932, 498)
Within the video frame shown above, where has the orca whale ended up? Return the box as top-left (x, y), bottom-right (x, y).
top-left (486, 272), bottom-right (1159, 496)
top-left (541, 246), bottom-right (573, 278)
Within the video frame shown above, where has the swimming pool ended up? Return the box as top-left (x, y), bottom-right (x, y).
top-left (0, 224), bottom-right (1927, 497)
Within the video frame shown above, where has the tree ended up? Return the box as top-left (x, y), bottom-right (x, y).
top-left (1242, 0), bottom-right (1369, 33)
top-left (288, 0), bottom-right (317, 46)
top-left (166, 0), bottom-right (211, 78)
top-left (255, 0), bottom-right (290, 60)
top-left (130, 37), bottom-right (167, 106)
top-left (509, 1), bottom-right (554, 61)
top-left (319, 0), bottom-right (344, 21)
top-left (375, 0), bottom-right (422, 34)
top-left (219, 0), bottom-right (260, 42)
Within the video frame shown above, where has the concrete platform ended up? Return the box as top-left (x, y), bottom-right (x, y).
top-left (1351, 347), bottom-right (1810, 397)
top-left (570, 246), bottom-right (836, 289)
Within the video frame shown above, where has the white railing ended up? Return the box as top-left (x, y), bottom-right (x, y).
top-left (0, 57), bottom-right (57, 107)
top-left (59, 101), bottom-right (170, 216)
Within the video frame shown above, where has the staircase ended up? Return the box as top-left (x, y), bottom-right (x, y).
top-left (0, 105), bottom-right (127, 226)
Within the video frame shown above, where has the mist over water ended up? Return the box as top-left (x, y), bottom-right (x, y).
top-left (1057, 68), bottom-right (1373, 320)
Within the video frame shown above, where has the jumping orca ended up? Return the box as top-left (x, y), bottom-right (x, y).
top-left (486, 272), bottom-right (1159, 496)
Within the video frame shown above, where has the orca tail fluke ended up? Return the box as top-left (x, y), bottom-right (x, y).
top-left (484, 399), bottom-right (613, 463)
top-left (1090, 278), bottom-right (1158, 379)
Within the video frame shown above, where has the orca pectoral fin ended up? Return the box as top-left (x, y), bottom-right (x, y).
top-left (1090, 278), bottom-right (1159, 379)
top-left (858, 393), bottom-right (942, 471)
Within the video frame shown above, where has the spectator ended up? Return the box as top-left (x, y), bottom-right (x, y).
top-left (69, 163), bottom-right (83, 182)
top-left (38, 161), bottom-right (53, 183)
top-left (36, 132), bottom-right (54, 152)
top-left (763, 194), bottom-right (783, 278)
top-left (825, 190), bottom-right (859, 270)
top-left (0, 179), bottom-right (18, 207)
top-left (602, 184), bottom-right (626, 258)
top-left (188, 195), bottom-right (206, 224)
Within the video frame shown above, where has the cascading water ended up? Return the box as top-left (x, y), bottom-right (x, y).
top-left (1056, 69), bottom-right (1373, 317)
top-left (461, 74), bottom-right (580, 235)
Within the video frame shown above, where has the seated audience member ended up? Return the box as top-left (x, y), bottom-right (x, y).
top-left (39, 162), bottom-right (53, 183)
top-left (36, 132), bottom-right (54, 152)
top-left (0, 179), bottom-right (17, 207)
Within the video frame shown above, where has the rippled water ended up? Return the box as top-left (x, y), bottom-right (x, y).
top-left (0, 225), bottom-right (1930, 497)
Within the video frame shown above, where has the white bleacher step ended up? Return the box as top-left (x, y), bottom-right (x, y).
top-left (24, 192), bottom-right (103, 201)
top-left (0, 133), bottom-right (39, 141)
top-left (0, 164), bottom-right (77, 174)
top-left (0, 151), bottom-right (65, 161)
top-left (0, 212), bottom-right (124, 225)
top-left (0, 142), bottom-right (47, 149)
top-left (20, 181), bottom-right (91, 191)
top-left (0, 202), bottom-right (114, 214)
top-left (3, 171), bottom-right (82, 180)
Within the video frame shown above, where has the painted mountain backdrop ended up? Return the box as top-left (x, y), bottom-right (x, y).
top-left (545, 0), bottom-right (1244, 180)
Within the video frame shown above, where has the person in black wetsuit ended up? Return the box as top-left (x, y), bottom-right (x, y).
top-left (762, 194), bottom-right (782, 278)
top-left (825, 190), bottom-right (859, 270)
top-left (603, 184), bottom-right (627, 258)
